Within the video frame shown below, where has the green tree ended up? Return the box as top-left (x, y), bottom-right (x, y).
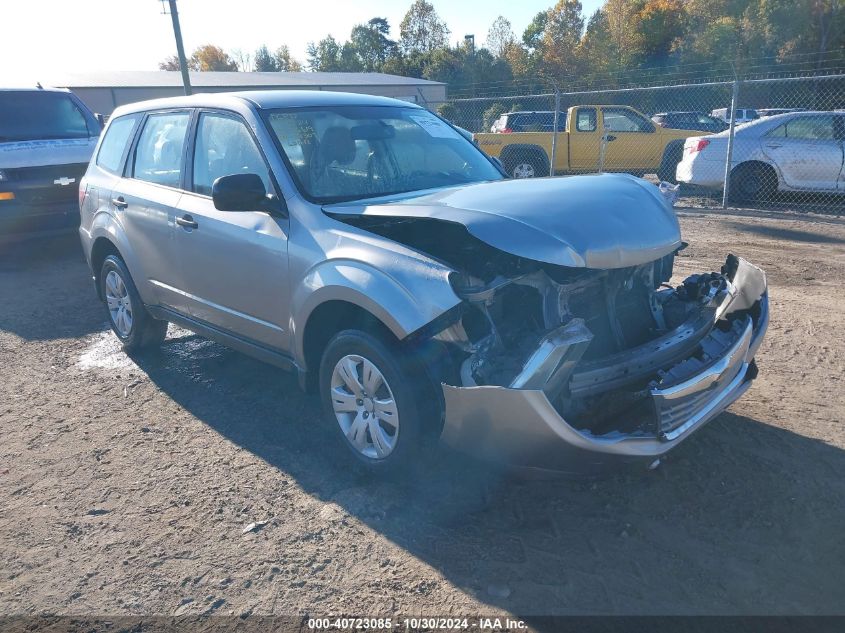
top-left (399, 0), bottom-right (450, 54)
top-left (158, 55), bottom-right (195, 71)
top-left (254, 45), bottom-right (279, 72)
top-left (306, 35), bottom-right (342, 71)
top-left (275, 45), bottom-right (303, 72)
top-left (482, 102), bottom-right (506, 130)
top-left (350, 18), bottom-right (398, 71)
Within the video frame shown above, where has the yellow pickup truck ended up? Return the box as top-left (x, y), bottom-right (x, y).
top-left (474, 105), bottom-right (703, 181)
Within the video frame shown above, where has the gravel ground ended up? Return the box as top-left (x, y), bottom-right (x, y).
top-left (1, 207), bottom-right (844, 618)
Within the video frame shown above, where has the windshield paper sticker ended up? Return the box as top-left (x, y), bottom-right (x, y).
top-left (409, 115), bottom-right (463, 140)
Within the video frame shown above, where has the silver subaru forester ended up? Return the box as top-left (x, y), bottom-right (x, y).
top-left (79, 91), bottom-right (768, 475)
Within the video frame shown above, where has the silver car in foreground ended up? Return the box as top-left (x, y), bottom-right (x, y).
top-left (676, 111), bottom-right (845, 203)
top-left (79, 91), bottom-right (769, 475)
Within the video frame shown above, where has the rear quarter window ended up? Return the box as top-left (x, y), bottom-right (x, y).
top-left (96, 115), bottom-right (139, 173)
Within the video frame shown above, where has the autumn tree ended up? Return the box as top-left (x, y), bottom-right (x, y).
top-left (541, 0), bottom-right (585, 76)
top-left (399, 0), bottom-right (450, 54)
top-left (632, 0), bottom-right (686, 64)
top-left (190, 44), bottom-right (238, 71)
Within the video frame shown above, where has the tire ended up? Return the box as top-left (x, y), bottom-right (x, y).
top-left (100, 255), bottom-right (167, 354)
top-left (506, 151), bottom-right (547, 179)
top-left (657, 142), bottom-right (683, 183)
top-left (729, 162), bottom-right (778, 205)
top-left (318, 329), bottom-right (441, 475)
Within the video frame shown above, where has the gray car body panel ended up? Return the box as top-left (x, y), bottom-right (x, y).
top-left (326, 173), bottom-right (682, 269)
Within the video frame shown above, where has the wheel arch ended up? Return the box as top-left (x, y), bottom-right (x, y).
top-left (90, 236), bottom-right (124, 301)
top-left (300, 300), bottom-right (397, 391)
top-left (657, 139), bottom-right (685, 182)
top-left (731, 159), bottom-right (781, 185)
top-left (291, 259), bottom-right (461, 380)
top-left (500, 144), bottom-right (550, 174)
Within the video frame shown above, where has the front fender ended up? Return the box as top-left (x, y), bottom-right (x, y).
top-left (290, 257), bottom-right (461, 367)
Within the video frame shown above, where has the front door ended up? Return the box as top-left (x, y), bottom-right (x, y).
top-left (174, 110), bottom-right (290, 351)
top-left (762, 114), bottom-right (844, 191)
top-left (600, 107), bottom-right (661, 174)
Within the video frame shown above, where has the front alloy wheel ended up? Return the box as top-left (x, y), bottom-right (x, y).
top-left (318, 329), bottom-right (441, 474)
top-left (330, 354), bottom-right (399, 459)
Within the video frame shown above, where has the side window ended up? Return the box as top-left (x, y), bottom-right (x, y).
top-left (784, 115), bottom-right (835, 141)
top-left (576, 108), bottom-right (597, 132)
top-left (96, 114), bottom-right (138, 173)
top-left (602, 108), bottom-right (653, 133)
top-left (132, 112), bottom-right (190, 188)
top-left (192, 112), bottom-right (271, 196)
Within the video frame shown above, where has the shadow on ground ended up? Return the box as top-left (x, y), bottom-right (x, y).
top-left (0, 233), bottom-right (103, 340)
top-left (727, 222), bottom-right (845, 244)
top-left (131, 332), bottom-right (845, 617)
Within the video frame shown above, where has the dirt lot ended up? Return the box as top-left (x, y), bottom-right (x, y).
top-left (1, 207), bottom-right (844, 619)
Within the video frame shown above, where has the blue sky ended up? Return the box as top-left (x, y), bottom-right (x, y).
top-left (3, 0), bottom-right (603, 81)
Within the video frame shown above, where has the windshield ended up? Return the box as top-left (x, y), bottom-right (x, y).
top-left (264, 105), bottom-right (503, 203)
top-left (0, 91), bottom-right (93, 142)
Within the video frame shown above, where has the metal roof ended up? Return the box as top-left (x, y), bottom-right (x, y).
top-left (43, 71), bottom-right (444, 89)
top-left (111, 90), bottom-right (424, 117)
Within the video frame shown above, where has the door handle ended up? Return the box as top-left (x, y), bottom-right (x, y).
top-left (766, 143), bottom-right (783, 149)
top-left (111, 197), bottom-right (128, 209)
top-left (176, 214), bottom-right (198, 230)
top-left (602, 134), bottom-right (617, 142)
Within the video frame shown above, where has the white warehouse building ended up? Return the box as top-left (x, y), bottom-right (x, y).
top-left (39, 71), bottom-right (446, 115)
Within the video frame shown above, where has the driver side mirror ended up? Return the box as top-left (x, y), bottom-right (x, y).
top-left (212, 173), bottom-right (268, 211)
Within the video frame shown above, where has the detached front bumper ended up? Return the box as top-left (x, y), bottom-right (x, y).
top-left (439, 259), bottom-right (769, 474)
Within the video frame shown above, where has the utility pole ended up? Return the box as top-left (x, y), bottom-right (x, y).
top-left (162, 0), bottom-right (192, 95)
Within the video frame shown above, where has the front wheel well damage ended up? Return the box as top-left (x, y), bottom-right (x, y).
top-left (301, 300), bottom-right (396, 392)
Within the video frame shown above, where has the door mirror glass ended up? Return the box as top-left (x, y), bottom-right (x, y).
top-left (212, 173), bottom-right (267, 211)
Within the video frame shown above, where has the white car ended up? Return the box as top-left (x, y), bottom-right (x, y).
top-left (676, 111), bottom-right (845, 203)
top-left (711, 108), bottom-right (759, 125)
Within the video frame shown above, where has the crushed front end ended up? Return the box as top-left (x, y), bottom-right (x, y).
top-left (428, 251), bottom-right (768, 473)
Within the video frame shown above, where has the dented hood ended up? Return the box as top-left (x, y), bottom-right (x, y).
top-left (326, 173), bottom-right (682, 269)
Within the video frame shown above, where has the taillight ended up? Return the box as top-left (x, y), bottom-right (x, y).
top-left (688, 139), bottom-right (710, 154)
top-left (501, 127), bottom-right (513, 133)
top-left (78, 182), bottom-right (88, 207)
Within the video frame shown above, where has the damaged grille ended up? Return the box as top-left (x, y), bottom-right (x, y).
top-left (651, 316), bottom-right (752, 439)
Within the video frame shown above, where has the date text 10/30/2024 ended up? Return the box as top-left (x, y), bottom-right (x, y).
top-left (307, 617), bottom-right (528, 630)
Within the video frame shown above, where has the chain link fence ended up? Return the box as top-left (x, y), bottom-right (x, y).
top-left (434, 72), bottom-right (845, 212)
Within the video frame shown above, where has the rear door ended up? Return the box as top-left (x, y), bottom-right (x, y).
top-left (112, 109), bottom-right (192, 310)
top-left (174, 109), bottom-right (290, 351)
top-left (763, 114), bottom-right (843, 191)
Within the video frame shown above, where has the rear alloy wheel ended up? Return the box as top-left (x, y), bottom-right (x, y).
top-left (100, 255), bottom-right (167, 353)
